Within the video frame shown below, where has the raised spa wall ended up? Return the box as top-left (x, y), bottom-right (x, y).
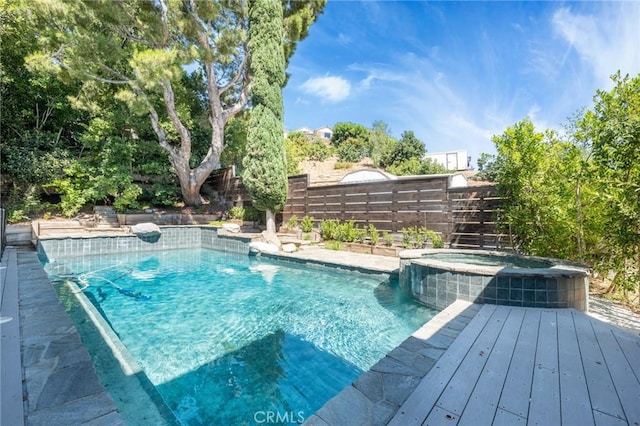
top-left (399, 249), bottom-right (590, 312)
top-left (37, 226), bottom-right (252, 262)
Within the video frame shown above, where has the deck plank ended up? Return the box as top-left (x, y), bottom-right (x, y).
top-left (612, 331), bottom-right (640, 384)
top-left (434, 305), bottom-right (510, 416)
top-left (528, 309), bottom-right (561, 426)
top-left (493, 408), bottom-right (526, 425)
top-left (591, 316), bottom-right (640, 424)
top-left (497, 308), bottom-right (541, 418)
top-left (457, 307), bottom-right (525, 426)
top-left (388, 304), bottom-right (498, 426)
top-left (573, 311), bottom-right (626, 420)
top-left (557, 309), bottom-right (594, 426)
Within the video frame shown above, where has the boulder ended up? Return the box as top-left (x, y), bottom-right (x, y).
top-left (282, 243), bottom-right (297, 253)
top-left (249, 241), bottom-right (280, 254)
top-left (130, 222), bottom-right (161, 235)
top-left (261, 231), bottom-right (282, 249)
top-left (222, 223), bottom-right (241, 233)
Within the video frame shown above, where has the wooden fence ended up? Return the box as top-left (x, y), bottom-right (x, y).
top-left (207, 168), bottom-right (509, 250)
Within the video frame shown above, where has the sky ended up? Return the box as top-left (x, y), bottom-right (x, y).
top-left (282, 0), bottom-right (640, 167)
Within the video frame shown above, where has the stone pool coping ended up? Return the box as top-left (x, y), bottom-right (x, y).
top-left (303, 300), bottom-right (481, 425)
top-left (399, 248), bottom-right (590, 277)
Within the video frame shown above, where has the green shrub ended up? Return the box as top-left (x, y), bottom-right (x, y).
top-left (307, 141), bottom-right (332, 161)
top-left (243, 206), bottom-right (262, 222)
top-left (368, 224), bottom-right (379, 246)
top-left (401, 226), bottom-right (444, 248)
top-left (336, 220), bottom-right (365, 243)
top-left (228, 206), bottom-right (245, 220)
top-left (301, 215), bottom-right (314, 233)
top-left (325, 241), bottom-right (342, 250)
top-left (382, 231), bottom-right (394, 247)
top-left (320, 219), bottom-right (340, 240)
top-left (334, 162), bottom-right (352, 170)
top-left (285, 215), bottom-right (298, 229)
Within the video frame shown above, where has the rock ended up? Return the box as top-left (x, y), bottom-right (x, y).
top-left (222, 223), bottom-right (241, 233)
top-left (249, 241), bottom-right (280, 254)
top-left (130, 223), bottom-right (161, 235)
top-left (282, 243), bottom-right (297, 253)
top-left (261, 231), bottom-right (282, 249)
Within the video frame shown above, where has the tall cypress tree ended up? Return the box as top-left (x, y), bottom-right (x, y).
top-left (242, 0), bottom-right (288, 234)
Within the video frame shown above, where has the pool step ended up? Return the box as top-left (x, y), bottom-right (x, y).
top-left (94, 206), bottom-right (120, 228)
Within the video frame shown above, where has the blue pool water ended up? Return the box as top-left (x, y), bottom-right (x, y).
top-left (44, 248), bottom-right (435, 425)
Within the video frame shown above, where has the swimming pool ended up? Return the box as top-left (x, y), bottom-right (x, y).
top-left (44, 248), bottom-right (435, 425)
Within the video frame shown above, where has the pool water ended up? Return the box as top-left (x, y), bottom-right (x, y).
top-left (44, 249), bottom-right (435, 425)
top-left (425, 252), bottom-right (553, 269)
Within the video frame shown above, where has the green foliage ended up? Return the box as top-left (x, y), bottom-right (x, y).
top-left (578, 72), bottom-right (640, 292)
top-left (492, 118), bottom-right (588, 258)
top-left (319, 219), bottom-right (365, 242)
top-left (325, 241), bottom-right (342, 250)
top-left (336, 137), bottom-right (367, 163)
top-left (401, 226), bottom-right (444, 249)
top-left (243, 0), bottom-right (288, 220)
top-left (331, 122), bottom-right (369, 148)
top-left (475, 153), bottom-right (498, 181)
top-left (368, 121), bottom-right (397, 167)
top-left (285, 132), bottom-right (307, 176)
top-left (4, 184), bottom-right (53, 223)
top-left (368, 224), bottom-right (380, 246)
top-left (286, 215), bottom-right (299, 229)
top-left (221, 112), bottom-right (249, 173)
top-left (334, 162), bottom-right (352, 170)
top-left (228, 206), bottom-right (245, 220)
top-left (382, 131), bottom-right (424, 167)
top-left (320, 219), bottom-right (340, 240)
top-left (307, 139), bottom-right (332, 161)
top-left (382, 231), bottom-right (395, 247)
top-left (301, 215), bottom-right (314, 232)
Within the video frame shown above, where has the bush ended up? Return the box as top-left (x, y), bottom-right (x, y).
top-left (228, 206), bottom-right (245, 220)
top-left (320, 219), bottom-right (340, 240)
top-left (368, 224), bottom-right (379, 246)
top-left (307, 141), bottom-right (332, 161)
top-left (401, 226), bottom-right (444, 249)
top-left (285, 215), bottom-right (298, 229)
top-left (334, 162), bottom-right (352, 170)
top-left (301, 215), bottom-right (314, 233)
top-left (325, 241), bottom-right (342, 250)
top-left (382, 231), bottom-right (394, 247)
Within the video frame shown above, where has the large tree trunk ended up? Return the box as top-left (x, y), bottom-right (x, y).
top-left (265, 209), bottom-right (277, 234)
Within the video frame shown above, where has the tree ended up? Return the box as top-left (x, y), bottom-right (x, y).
top-left (579, 72), bottom-right (640, 295)
top-left (383, 130), bottom-right (425, 167)
top-left (242, 0), bottom-right (288, 234)
top-left (31, 0), bottom-right (325, 206)
top-left (368, 120), bottom-right (397, 167)
top-left (492, 118), bottom-right (588, 258)
top-left (331, 122), bottom-right (368, 148)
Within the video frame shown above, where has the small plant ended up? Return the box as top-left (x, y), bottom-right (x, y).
top-left (401, 226), bottom-right (444, 248)
top-left (325, 241), bottom-right (342, 250)
top-left (320, 219), bottom-right (340, 240)
top-left (285, 215), bottom-right (299, 229)
top-left (301, 215), bottom-right (314, 233)
top-left (334, 162), bottom-right (352, 170)
top-left (228, 206), bottom-right (245, 220)
top-left (43, 212), bottom-right (52, 220)
top-left (382, 231), bottom-right (394, 247)
top-left (368, 224), bottom-right (379, 246)
top-left (302, 234), bottom-right (312, 241)
top-left (208, 220), bottom-right (225, 226)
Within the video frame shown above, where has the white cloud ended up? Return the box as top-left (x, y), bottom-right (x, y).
top-left (300, 75), bottom-right (351, 102)
top-left (552, 4), bottom-right (640, 89)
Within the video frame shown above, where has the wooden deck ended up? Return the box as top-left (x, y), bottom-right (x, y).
top-left (389, 304), bottom-right (640, 425)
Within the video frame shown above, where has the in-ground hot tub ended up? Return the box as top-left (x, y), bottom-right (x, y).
top-left (399, 249), bottom-right (590, 311)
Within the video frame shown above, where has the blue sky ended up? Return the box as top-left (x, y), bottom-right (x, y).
top-left (282, 1), bottom-right (640, 167)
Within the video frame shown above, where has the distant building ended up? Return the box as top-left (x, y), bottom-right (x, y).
top-left (314, 126), bottom-right (333, 141)
top-left (423, 150), bottom-right (470, 171)
top-left (289, 125), bottom-right (333, 146)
